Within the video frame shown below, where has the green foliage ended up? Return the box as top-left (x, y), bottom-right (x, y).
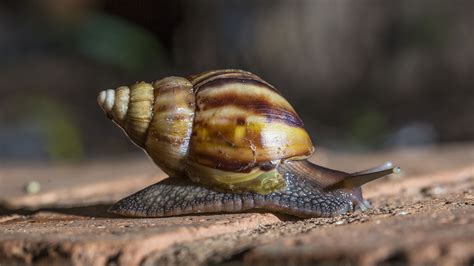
top-left (76, 14), bottom-right (166, 72)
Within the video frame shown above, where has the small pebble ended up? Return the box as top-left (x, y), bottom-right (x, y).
top-left (334, 220), bottom-right (345, 225)
top-left (24, 181), bottom-right (41, 194)
top-left (396, 211), bottom-right (409, 216)
top-left (421, 185), bottom-right (446, 197)
top-left (431, 186), bottom-right (445, 195)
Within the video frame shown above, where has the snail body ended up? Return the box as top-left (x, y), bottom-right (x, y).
top-left (99, 69), bottom-right (399, 218)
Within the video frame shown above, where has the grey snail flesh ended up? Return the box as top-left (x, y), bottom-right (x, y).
top-left (109, 161), bottom-right (374, 218)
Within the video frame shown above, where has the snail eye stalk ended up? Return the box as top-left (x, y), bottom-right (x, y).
top-left (339, 162), bottom-right (401, 189)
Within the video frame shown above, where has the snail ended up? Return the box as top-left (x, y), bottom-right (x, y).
top-left (98, 69), bottom-right (400, 218)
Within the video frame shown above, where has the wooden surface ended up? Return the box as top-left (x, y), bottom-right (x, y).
top-left (0, 144), bottom-right (473, 265)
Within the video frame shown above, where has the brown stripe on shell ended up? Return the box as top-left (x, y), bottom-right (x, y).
top-left (154, 100), bottom-right (195, 113)
top-left (194, 75), bottom-right (279, 94)
top-left (197, 92), bottom-right (304, 128)
top-left (188, 69), bottom-right (250, 85)
top-left (153, 77), bottom-right (192, 94)
top-left (188, 69), bottom-right (279, 93)
top-left (193, 153), bottom-right (267, 173)
top-left (258, 106), bottom-right (304, 128)
top-left (147, 130), bottom-right (187, 146)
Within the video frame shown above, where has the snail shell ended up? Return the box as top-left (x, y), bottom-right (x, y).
top-left (98, 70), bottom-right (313, 194)
top-left (99, 69), bottom-right (400, 218)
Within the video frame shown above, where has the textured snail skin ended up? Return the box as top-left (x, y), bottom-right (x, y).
top-left (108, 161), bottom-right (367, 218)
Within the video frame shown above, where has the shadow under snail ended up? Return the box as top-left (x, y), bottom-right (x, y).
top-left (98, 69), bottom-right (400, 218)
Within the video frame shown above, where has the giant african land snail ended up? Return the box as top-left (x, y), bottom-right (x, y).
top-left (98, 69), bottom-right (400, 218)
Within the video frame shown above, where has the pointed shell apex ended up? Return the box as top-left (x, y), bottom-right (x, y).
top-left (97, 90), bottom-right (106, 108)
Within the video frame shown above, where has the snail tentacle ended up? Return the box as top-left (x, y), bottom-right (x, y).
top-left (335, 162), bottom-right (400, 190)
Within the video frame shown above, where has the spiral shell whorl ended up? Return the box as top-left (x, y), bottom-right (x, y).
top-left (98, 82), bottom-right (155, 147)
top-left (145, 77), bottom-right (195, 177)
top-left (98, 78), bottom-right (195, 177)
top-left (183, 69), bottom-right (314, 194)
top-left (123, 82), bottom-right (154, 146)
top-left (98, 86), bottom-right (130, 124)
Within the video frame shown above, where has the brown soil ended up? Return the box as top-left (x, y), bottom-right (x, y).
top-left (0, 144), bottom-right (473, 265)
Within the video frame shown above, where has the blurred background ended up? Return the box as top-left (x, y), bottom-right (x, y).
top-left (1, 0), bottom-right (473, 163)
